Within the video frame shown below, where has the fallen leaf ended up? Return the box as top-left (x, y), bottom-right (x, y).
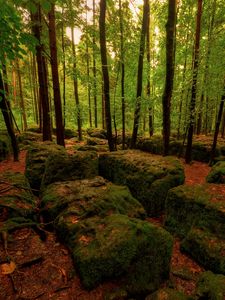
top-left (0, 261), bottom-right (16, 275)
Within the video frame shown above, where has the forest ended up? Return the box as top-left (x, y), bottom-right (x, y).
top-left (0, 0), bottom-right (225, 299)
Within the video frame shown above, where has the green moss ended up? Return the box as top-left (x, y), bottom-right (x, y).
top-left (165, 184), bottom-right (225, 238)
top-left (195, 271), bottom-right (225, 300)
top-left (99, 150), bottom-right (184, 216)
top-left (146, 288), bottom-right (193, 300)
top-left (41, 151), bottom-right (98, 190)
top-left (25, 141), bottom-right (64, 193)
top-left (57, 214), bottom-right (173, 295)
top-left (0, 172), bottom-right (36, 218)
top-left (0, 133), bottom-right (11, 161)
top-left (206, 161), bottom-right (225, 183)
top-left (86, 128), bottom-right (107, 139)
top-left (181, 227), bottom-right (225, 275)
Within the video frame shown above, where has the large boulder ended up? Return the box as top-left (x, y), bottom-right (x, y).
top-left (25, 142), bottom-right (64, 193)
top-left (195, 271), bottom-right (225, 300)
top-left (165, 184), bottom-right (225, 238)
top-left (0, 172), bottom-right (36, 219)
top-left (86, 128), bottom-right (107, 139)
top-left (206, 161), bottom-right (225, 183)
top-left (99, 150), bottom-right (184, 216)
top-left (57, 214), bottom-right (173, 295)
top-left (41, 176), bottom-right (146, 222)
top-left (41, 151), bottom-right (98, 189)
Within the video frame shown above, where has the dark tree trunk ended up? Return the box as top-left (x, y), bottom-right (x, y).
top-left (0, 71), bottom-right (19, 161)
top-left (185, 0), bottom-right (202, 163)
top-left (61, 6), bottom-right (66, 127)
top-left (71, 27), bottom-right (82, 141)
top-left (48, 3), bottom-right (65, 147)
top-left (119, 0), bottom-right (126, 149)
top-left (99, 0), bottom-right (115, 151)
top-left (86, 0), bottom-right (92, 128)
top-left (210, 82), bottom-right (225, 164)
top-left (162, 0), bottom-right (176, 156)
top-left (93, 0), bottom-right (98, 128)
top-left (221, 110), bottom-right (225, 138)
top-left (16, 59), bottom-right (27, 131)
top-left (31, 4), bottom-right (52, 141)
top-left (131, 0), bottom-right (149, 148)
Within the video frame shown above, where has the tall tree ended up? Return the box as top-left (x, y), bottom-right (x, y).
top-left (48, 2), bottom-right (65, 146)
top-left (185, 0), bottom-right (203, 163)
top-left (16, 59), bottom-right (27, 131)
top-left (162, 0), bottom-right (176, 155)
top-left (93, 0), bottom-right (98, 128)
top-left (131, 0), bottom-right (149, 148)
top-left (99, 0), bottom-right (115, 151)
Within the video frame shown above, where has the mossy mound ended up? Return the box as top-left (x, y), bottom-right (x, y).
top-left (195, 271), bottom-right (225, 300)
top-left (41, 176), bottom-right (146, 222)
top-left (0, 172), bottom-right (36, 219)
top-left (86, 128), bottom-right (107, 139)
top-left (165, 184), bottom-right (225, 238)
top-left (25, 141), bottom-right (65, 193)
top-left (145, 288), bottom-right (192, 300)
top-left (181, 227), bottom-right (225, 275)
top-left (77, 145), bottom-right (108, 152)
top-left (52, 127), bottom-right (77, 139)
top-left (206, 161), bottom-right (225, 183)
top-left (86, 137), bottom-right (107, 146)
top-left (99, 150), bottom-right (184, 216)
top-left (0, 132), bottom-right (11, 161)
top-left (56, 214), bottom-right (173, 295)
top-left (41, 151), bottom-right (98, 190)
top-left (17, 131), bottom-right (42, 146)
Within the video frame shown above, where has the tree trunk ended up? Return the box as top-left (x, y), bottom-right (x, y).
top-left (61, 6), bottom-right (66, 128)
top-left (16, 59), bottom-right (27, 131)
top-left (48, 3), bottom-right (65, 146)
top-left (71, 27), bottom-right (82, 141)
top-left (185, 0), bottom-right (203, 163)
top-left (31, 4), bottom-right (52, 141)
top-left (93, 0), bottom-right (98, 128)
top-left (0, 71), bottom-right (19, 161)
top-left (162, 0), bottom-right (176, 156)
top-left (131, 0), bottom-right (149, 148)
top-left (99, 0), bottom-right (115, 151)
top-left (221, 110), bottom-right (225, 138)
top-left (86, 0), bottom-right (92, 128)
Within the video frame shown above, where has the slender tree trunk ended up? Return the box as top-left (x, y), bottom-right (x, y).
top-left (99, 0), bottom-right (115, 151)
top-left (185, 0), bottom-right (203, 163)
top-left (61, 6), bottom-right (66, 127)
top-left (16, 59), bottom-right (27, 131)
top-left (101, 80), bottom-right (105, 129)
top-left (131, 0), bottom-right (149, 148)
top-left (221, 110), bottom-right (225, 138)
top-left (31, 5), bottom-right (52, 141)
top-left (93, 0), bottom-right (98, 128)
top-left (71, 27), bottom-right (82, 141)
top-left (210, 82), bottom-right (225, 164)
top-left (0, 71), bottom-right (19, 161)
top-left (162, 0), bottom-right (176, 156)
top-left (48, 3), bottom-right (65, 146)
top-left (86, 0), bottom-right (92, 128)
top-left (119, 0), bottom-right (126, 149)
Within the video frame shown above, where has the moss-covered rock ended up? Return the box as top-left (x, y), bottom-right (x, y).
top-left (99, 150), bottom-right (184, 216)
top-left (77, 145), bottom-right (108, 152)
top-left (165, 184), bottom-right (225, 238)
top-left (41, 151), bottom-right (98, 189)
top-left (145, 288), bottom-right (192, 300)
top-left (0, 132), bottom-right (11, 161)
top-left (17, 131), bottom-right (42, 146)
top-left (86, 137), bottom-right (107, 146)
top-left (181, 227), bottom-right (225, 275)
top-left (86, 128), bottom-right (107, 139)
top-left (195, 271), bottom-right (225, 300)
top-left (41, 176), bottom-right (146, 222)
top-left (206, 161), bottom-right (225, 183)
top-left (56, 214), bottom-right (173, 295)
top-left (0, 172), bottom-right (36, 218)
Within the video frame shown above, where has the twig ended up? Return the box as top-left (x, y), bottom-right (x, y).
top-left (19, 256), bottom-right (44, 269)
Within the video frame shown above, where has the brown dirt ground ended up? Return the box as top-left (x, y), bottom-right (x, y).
top-left (0, 144), bottom-right (221, 299)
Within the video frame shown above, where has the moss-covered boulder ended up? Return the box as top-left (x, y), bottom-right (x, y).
top-left (0, 132), bottom-right (11, 161)
top-left (17, 131), bottom-right (42, 146)
top-left (206, 161), bottom-right (225, 183)
top-left (145, 288), bottom-right (192, 300)
top-left (86, 128), bottom-right (107, 139)
top-left (41, 151), bottom-right (98, 189)
top-left (25, 141), bottom-right (64, 193)
top-left (195, 271), bottom-right (225, 300)
top-left (137, 136), bottom-right (163, 155)
top-left (56, 214), bottom-right (173, 295)
top-left (165, 184), bottom-right (225, 238)
top-left (99, 150), bottom-right (184, 216)
top-left (77, 145), bottom-right (108, 152)
top-left (181, 227), bottom-right (225, 275)
top-left (0, 172), bottom-right (36, 219)
top-left (41, 176), bottom-right (146, 222)
top-left (86, 137), bottom-right (107, 146)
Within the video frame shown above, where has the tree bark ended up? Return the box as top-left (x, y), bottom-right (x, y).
top-left (131, 0), bottom-right (149, 148)
top-left (185, 0), bottom-right (203, 163)
top-left (86, 0), bottom-right (92, 128)
top-left (48, 3), bottom-right (65, 146)
top-left (61, 6), bottom-right (66, 128)
top-left (16, 59), bottom-right (27, 131)
top-left (99, 0), bottom-right (115, 151)
top-left (162, 0), bottom-right (176, 156)
top-left (93, 0), bottom-right (98, 128)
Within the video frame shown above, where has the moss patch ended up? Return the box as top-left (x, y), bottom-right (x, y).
top-left (145, 288), bottom-right (192, 300)
top-left (99, 150), bottom-right (184, 216)
top-left (0, 132), bottom-right (11, 161)
top-left (206, 161), bottom-right (225, 183)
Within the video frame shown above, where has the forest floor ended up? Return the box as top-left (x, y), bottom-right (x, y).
top-left (0, 143), bottom-right (214, 300)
